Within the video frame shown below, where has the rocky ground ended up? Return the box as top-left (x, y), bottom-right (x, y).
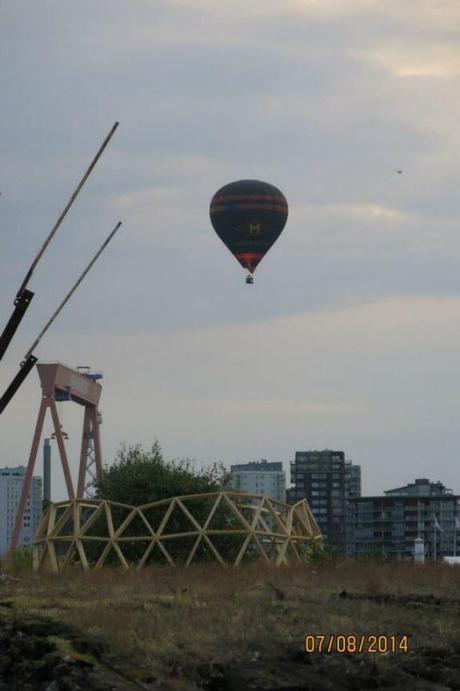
top-left (1, 564), bottom-right (459, 690)
top-left (0, 601), bottom-right (152, 690)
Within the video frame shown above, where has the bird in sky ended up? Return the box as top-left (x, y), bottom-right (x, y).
top-left (397, 169), bottom-right (403, 174)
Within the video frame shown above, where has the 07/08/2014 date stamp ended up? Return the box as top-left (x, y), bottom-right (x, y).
top-left (305, 634), bottom-right (409, 654)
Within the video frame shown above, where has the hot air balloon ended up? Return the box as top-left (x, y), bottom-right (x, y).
top-left (209, 179), bottom-right (288, 284)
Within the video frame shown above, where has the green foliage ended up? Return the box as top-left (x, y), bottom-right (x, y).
top-left (93, 441), bottom-right (237, 565)
top-left (10, 546), bottom-right (33, 572)
top-left (307, 539), bottom-right (339, 565)
top-left (96, 441), bottom-right (228, 505)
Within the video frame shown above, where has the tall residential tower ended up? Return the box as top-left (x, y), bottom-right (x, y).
top-left (0, 466), bottom-right (42, 556)
top-left (288, 450), bottom-right (361, 549)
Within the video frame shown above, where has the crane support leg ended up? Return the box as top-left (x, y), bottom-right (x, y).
top-left (91, 407), bottom-right (103, 481)
top-left (77, 406), bottom-right (102, 498)
top-left (77, 407), bottom-right (92, 498)
top-left (49, 399), bottom-right (75, 500)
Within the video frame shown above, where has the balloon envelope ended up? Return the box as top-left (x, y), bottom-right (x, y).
top-left (210, 179), bottom-right (288, 274)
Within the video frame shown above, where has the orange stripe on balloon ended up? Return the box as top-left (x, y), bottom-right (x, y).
top-left (236, 252), bottom-right (264, 260)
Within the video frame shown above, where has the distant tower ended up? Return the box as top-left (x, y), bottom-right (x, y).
top-left (43, 438), bottom-right (51, 509)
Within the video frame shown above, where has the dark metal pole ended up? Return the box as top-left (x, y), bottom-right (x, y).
top-left (0, 354), bottom-right (37, 415)
top-left (43, 438), bottom-right (51, 509)
top-left (0, 290), bottom-right (34, 362)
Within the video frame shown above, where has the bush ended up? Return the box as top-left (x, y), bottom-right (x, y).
top-left (96, 441), bottom-right (228, 505)
top-left (307, 540), bottom-right (339, 566)
top-left (93, 441), bottom-right (235, 565)
top-left (9, 545), bottom-right (33, 572)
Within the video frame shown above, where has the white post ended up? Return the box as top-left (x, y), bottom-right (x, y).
top-left (414, 537), bottom-right (425, 564)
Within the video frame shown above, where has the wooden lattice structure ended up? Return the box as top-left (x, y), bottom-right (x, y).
top-left (33, 491), bottom-right (322, 572)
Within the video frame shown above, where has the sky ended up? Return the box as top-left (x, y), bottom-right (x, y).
top-left (1, 0), bottom-right (460, 499)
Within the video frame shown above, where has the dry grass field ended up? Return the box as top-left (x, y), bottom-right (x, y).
top-left (1, 560), bottom-right (460, 689)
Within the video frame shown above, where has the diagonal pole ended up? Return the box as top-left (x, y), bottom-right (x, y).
top-left (17, 122), bottom-right (119, 298)
top-left (0, 123), bottom-right (119, 364)
top-left (24, 221), bottom-right (122, 360)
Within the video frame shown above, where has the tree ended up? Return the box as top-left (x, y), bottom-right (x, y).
top-left (96, 440), bottom-right (228, 504)
top-left (92, 441), bottom-right (236, 565)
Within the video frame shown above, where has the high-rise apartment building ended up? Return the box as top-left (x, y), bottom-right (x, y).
top-left (0, 466), bottom-right (42, 556)
top-left (229, 460), bottom-right (286, 502)
top-left (346, 464), bottom-right (362, 498)
top-left (349, 479), bottom-right (460, 560)
top-left (288, 450), bottom-right (361, 549)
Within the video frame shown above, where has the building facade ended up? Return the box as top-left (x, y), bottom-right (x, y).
top-left (384, 478), bottom-right (452, 497)
top-left (350, 479), bottom-right (460, 560)
top-left (0, 466), bottom-right (43, 556)
top-left (288, 450), bottom-right (361, 549)
top-left (229, 460), bottom-right (286, 502)
top-left (346, 464), bottom-right (362, 499)
top-left (345, 463), bottom-right (362, 554)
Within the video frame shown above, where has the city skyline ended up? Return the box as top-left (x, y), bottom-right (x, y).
top-left (2, 439), bottom-right (457, 504)
top-left (2, 2), bottom-right (460, 499)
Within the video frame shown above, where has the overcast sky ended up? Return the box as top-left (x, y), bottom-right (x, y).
top-left (1, 1), bottom-right (460, 499)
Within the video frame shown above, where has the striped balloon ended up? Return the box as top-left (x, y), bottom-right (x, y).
top-left (210, 179), bottom-right (288, 277)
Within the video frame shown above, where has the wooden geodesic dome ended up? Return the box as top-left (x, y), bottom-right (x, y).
top-left (33, 491), bottom-right (322, 572)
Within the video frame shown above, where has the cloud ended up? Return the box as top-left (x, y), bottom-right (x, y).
top-left (360, 44), bottom-right (460, 79)
top-left (296, 203), bottom-right (412, 222)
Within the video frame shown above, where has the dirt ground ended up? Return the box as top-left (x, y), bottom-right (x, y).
top-left (1, 561), bottom-right (459, 690)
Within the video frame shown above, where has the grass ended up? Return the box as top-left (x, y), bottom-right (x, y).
top-left (1, 560), bottom-right (459, 684)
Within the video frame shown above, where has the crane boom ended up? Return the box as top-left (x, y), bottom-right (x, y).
top-left (0, 122), bottom-right (119, 363)
top-left (17, 122), bottom-right (119, 298)
top-left (24, 221), bottom-right (122, 360)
